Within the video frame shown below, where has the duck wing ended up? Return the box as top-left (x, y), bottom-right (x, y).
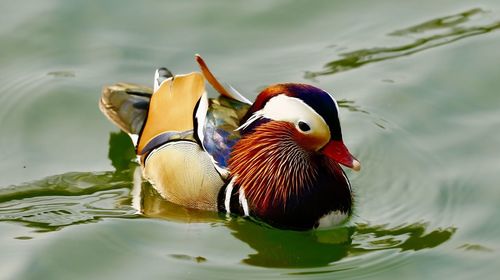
top-left (99, 55), bottom-right (253, 173)
top-left (99, 83), bottom-right (153, 139)
top-left (100, 68), bottom-right (174, 146)
top-left (193, 55), bottom-right (252, 172)
top-left (203, 96), bottom-right (250, 170)
top-left (136, 72), bottom-right (207, 155)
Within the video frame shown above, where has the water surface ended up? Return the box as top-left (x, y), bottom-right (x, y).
top-left (1, 1), bottom-right (500, 279)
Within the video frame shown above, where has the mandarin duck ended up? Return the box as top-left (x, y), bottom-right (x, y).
top-left (100, 55), bottom-right (360, 230)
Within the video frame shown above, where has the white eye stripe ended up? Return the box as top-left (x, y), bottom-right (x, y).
top-left (256, 95), bottom-right (331, 150)
top-left (236, 94), bottom-right (338, 147)
top-left (261, 95), bottom-right (329, 133)
top-left (236, 95), bottom-right (328, 132)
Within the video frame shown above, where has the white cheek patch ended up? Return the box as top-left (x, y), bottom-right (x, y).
top-left (262, 95), bottom-right (318, 123)
top-left (260, 95), bottom-right (331, 148)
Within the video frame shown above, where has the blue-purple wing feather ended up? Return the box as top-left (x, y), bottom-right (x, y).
top-left (203, 96), bottom-right (250, 168)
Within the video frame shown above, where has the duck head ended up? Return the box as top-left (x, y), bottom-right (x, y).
top-left (228, 83), bottom-right (360, 229)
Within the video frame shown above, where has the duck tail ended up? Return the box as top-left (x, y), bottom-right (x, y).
top-left (99, 83), bottom-right (153, 141)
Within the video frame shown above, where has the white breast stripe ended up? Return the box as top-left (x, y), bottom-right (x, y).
top-left (194, 92), bottom-right (209, 147)
top-left (238, 188), bottom-right (249, 216)
top-left (224, 178), bottom-right (235, 213)
top-left (341, 170), bottom-right (351, 191)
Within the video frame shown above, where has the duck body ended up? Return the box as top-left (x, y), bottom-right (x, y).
top-left (100, 55), bottom-right (359, 230)
top-left (220, 153), bottom-right (352, 229)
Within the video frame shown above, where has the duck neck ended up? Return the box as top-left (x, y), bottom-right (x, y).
top-left (228, 121), bottom-right (353, 229)
top-left (229, 121), bottom-right (321, 214)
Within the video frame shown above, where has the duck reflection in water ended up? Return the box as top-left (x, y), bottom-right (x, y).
top-left (0, 131), bottom-right (456, 268)
top-left (108, 99), bottom-right (456, 268)
top-left (130, 161), bottom-right (455, 268)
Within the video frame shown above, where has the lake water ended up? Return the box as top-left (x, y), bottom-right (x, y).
top-left (1, 1), bottom-right (500, 279)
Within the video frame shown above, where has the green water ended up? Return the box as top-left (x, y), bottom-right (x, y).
top-left (1, 0), bottom-right (500, 279)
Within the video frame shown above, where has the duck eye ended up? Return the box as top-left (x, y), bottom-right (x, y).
top-left (297, 121), bottom-right (311, 132)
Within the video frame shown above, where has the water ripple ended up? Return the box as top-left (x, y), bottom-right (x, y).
top-left (305, 8), bottom-right (500, 79)
top-left (0, 171), bottom-right (138, 231)
top-left (0, 126), bottom-right (460, 273)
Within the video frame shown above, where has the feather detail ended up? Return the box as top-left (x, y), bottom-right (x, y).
top-left (99, 83), bottom-right (152, 136)
top-left (236, 111), bottom-right (264, 131)
top-left (203, 96), bottom-right (250, 169)
top-left (228, 121), bottom-right (318, 214)
top-left (137, 72), bottom-right (206, 154)
top-left (195, 54), bottom-right (251, 104)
